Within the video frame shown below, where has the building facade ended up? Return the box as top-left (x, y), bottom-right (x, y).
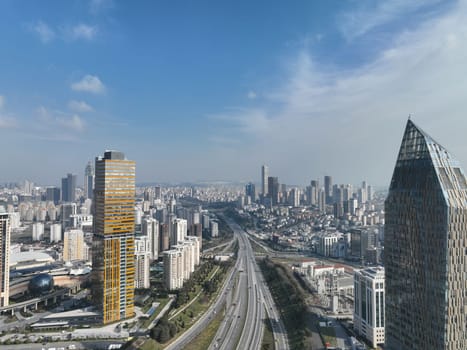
top-left (50, 223), bottom-right (62, 243)
top-left (0, 213), bottom-right (10, 307)
top-left (63, 229), bottom-right (84, 262)
top-left (261, 165), bottom-right (269, 196)
top-left (61, 173), bottom-right (77, 202)
top-left (163, 249), bottom-right (183, 290)
top-left (385, 120), bottom-right (467, 349)
top-left (135, 237), bottom-right (150, 289)
top-left (84, 161), bottom-right (95, 200)
top-left (324, 175), bottom-right (332, 205)
top-left (91, 150), bottom-right (136, 324)
top-left (142, 217), bottom-right (159, 261)
top-left (354, 267), bottom-right (385, 348)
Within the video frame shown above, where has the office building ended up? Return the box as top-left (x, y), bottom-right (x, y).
top-left (63, 229), bottom-right (84, 262)
top-left (91, 150), bottom-right (136, 324)
top-left (385, 120), bottom-right (467, 349)
top-left (289, 188), bottom-right (300, 207)
top-left (61, 173), bottom-right (77, 202)
top-left (354, 267), bottom-right (385, 348)
top-left (268, 176), bottom-right (279, 205)
top-left (324, 175), bottom-right (332, 204)
top-left (84, 161), bottom-right (94, 199)
top-left (61, 202), bottom-right (77, 229)
top-left (245, 182), bottom-right (256, 202)
top-left (309, 180), bottom-right (319, 205)
top-left (46, 187), bottom-right (61, 205)
top-left (319, 234), bottom-right (338, 257)
top-left (0, 213), bottom-right (10, 306)
top-left (154, 186), bottom-right (162, 200)
top-left (261, 165), bottom-right (269, 196)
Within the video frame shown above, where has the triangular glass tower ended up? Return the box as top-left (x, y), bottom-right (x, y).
top-left (385, 119), bottom-right (467, 350)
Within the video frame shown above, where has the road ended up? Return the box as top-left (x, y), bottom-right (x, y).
top-left (209, 219), bottom-right (289, 350)
top-left (164, 238), bottom-right (240, 350)
top-left (0, 340), bottom-right (125, 350)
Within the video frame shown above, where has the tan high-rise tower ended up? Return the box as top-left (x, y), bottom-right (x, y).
top-left (91, 150), bottom-right (135, 324)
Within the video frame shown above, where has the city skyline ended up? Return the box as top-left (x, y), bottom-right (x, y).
top-left (2, 1), bottom-right (467, 186)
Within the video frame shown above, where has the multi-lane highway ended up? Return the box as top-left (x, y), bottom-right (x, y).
top-left (165, 231), bottom-right (241, 350)
top-left (210, 219), bottom-right (288, 350)
top-left (166, 217), bottom-right (288, 350)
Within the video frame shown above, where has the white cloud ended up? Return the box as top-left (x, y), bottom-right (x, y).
top-left (32, 21), bottom-right (55, 43)
top-left (247, 91), bottom-right (257, 99)
top-left (36, 106), bottom-right (85, 132)
top-left (90, 0), bottom-right (114, 15)
top-left (71, 24), bottom-right (98, 40)
top-left (338, 0), bottom-right (445, 40)
top-left (57, 114), bottom-right (85, 132)
top-left (71, 75), bottom-right (106, 94)
top-left (0, 116), bottom-right (16, 128)
top-left (210, 1), bottom-right (467, 185)
top-left (68, 100), bottom-right (94, 113)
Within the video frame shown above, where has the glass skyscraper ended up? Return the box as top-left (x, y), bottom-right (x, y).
top-left (91, 151), bottom-right (136, 324)
top-left (385, 120), bottom-right (467, 349)
top-left (84, 161), bottom-right (94, 199)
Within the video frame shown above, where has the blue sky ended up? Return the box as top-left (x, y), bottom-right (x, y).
top-left (0, 0), bottom-right (464, 187)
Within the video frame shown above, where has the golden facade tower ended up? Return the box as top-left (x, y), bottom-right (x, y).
top-left (92, 151), bottom-right (135, 324)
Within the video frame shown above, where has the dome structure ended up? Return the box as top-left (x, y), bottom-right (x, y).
top-left (28, 273), bottom-right (54, 295)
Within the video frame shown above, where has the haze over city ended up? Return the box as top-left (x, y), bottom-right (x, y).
top-left (1, 0), bottom-right (466, 186)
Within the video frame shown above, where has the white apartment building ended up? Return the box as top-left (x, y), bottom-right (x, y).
top-left (173, 218), bottom-right (187, 244)
top-left (50, 223), bottom-right (62, 243)
top-left (135, 236), bottom-right (151, 289)
top-left (163, 236), bottom-right (201, 291)
top-left (163, 249), bottom-right (184, 290)
top-left (142, 217), bottom-right (159, 261)
top-left (32, 222), bottom-right (44, 241)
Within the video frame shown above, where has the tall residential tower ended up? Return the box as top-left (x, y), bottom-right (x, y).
top-left (91, 151), bottom-right (136, 324)
top-left (261, 165), bottom-right (269, 196)
top-left (385, 120), bottom-right (467, 350)
top-left (0, 213), bottom-right (10, 307)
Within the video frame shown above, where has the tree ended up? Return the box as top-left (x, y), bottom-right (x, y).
top-left (158, 326), bottom-right (170, 343)
top-left (169, 322), bottom-right (178, 337)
